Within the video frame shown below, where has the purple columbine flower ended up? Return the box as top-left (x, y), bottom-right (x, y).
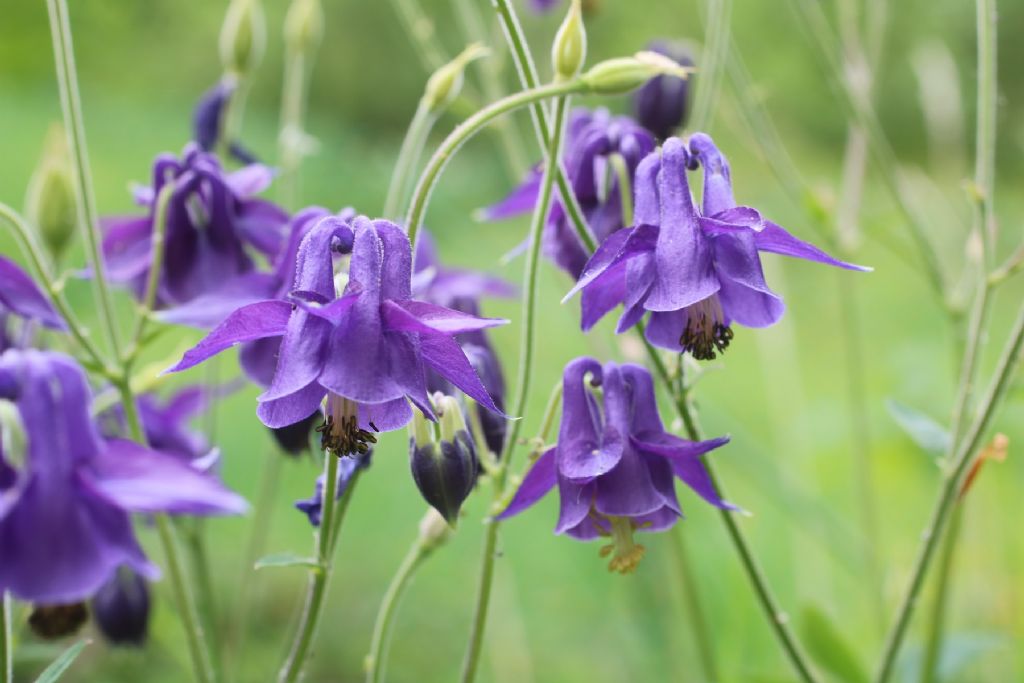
top-left (0, 255), bottom-right (67, 342)
top-left (566, 134), bottom-right (869, 358)
top-left (167, 216), bottom-right (507, 442)
top-left (0, 350), bottom-right (246, 604)
top-left (498, 357), bottom-right (732, 573)
top-left (632, 40), bottom-right (694, 140)
top-left (483, 108), bottom-right (656, 279)
top-left (414, 231), bottom-right (512, 454)
top-left (101, 144), bottom-right (288, 308)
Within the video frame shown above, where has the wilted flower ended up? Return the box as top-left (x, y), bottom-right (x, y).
top-left (91, 566), bottom-right (150, 647)
top-left (632, 40), bottom-right (694, 140)
top-left (0, 350), bottom-right (247, 603)
top-left (409, 395), bottom-right (478, 524)
top-left (566, 135), bottom-right (867, 358)
top-left (484, 108), bottom-right (655, 278)
top-left (101, 144), bottom-right (288, 308)
top-left (498, 357), bottom-right (732, 573)
top-left (167, 216), bottom-right (507, 435)
top-left (0, 255), bottom-right (66, 340)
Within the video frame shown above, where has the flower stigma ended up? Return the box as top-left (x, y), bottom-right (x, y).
top-left (317, 394), bottom-right (377, 456)
top-left (680, 295), bottom-right (732, 361)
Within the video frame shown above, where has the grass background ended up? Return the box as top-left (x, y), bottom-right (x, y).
top-left (1, 0), bottom-right (1023, 681)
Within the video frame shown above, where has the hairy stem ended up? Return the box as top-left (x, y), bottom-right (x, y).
top-left (364, 542), bottom-right (428, 683)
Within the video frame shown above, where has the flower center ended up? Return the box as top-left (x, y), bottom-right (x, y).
top-left (679, 296), bottom-right (733, 361)
top-left (316, 395), bottom-right (377, 456)
top-left (28, 602), bottom-right (89, 640)
top-left (597, 515), bottom-right (646, 574)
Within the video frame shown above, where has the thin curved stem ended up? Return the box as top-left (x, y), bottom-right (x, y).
top-left (404, 79), bottom-right (584, 248)
top-left (1, 592), bottom-right (11, 683)
top-left (490, 0), bottom-right (596, 253)
top-left (459, 94), bottom-right (571, 683)
top-left (637, 322), bottom-right (821, 683)
top-left (384, 100), bottom-right (436, 220)
top-left (45, 0), bottom-right (122, 358)
top-left (919, 505), bottom-right (964, 683)
top-left (365, 542), bottom-right (427, 683)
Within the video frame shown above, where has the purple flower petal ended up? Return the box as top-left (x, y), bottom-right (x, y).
top-left (480, 167), bottom-right (542, 220)
top-left (382, 299), bottom-right (508, 335)
top-left (631, 433), bottom-right (735, 509)
top-left (257, 381), bottom-right (327, 429)
top-left (420, 335), bottom-right (502, 414)
top-left (166, 300), bottom-right (293, 373)
top-left (755, 221), bottom-right (871, 271)
top-left (157, 272), bottom-right (280, 328)
top-left (225, 164), bottom-right (274, 197)
top-left (0, 256), bottom-right (65, 329)
top-left (495, 448), bottom-right (557, 520)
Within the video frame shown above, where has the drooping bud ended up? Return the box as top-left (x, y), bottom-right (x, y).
top-left (422, 43), bottom-right (490, 114)
top-left (284, 0), bottom-right (323, 53)
top-left (219, 0), bottom-right (266, 77)
top-left (551, 0), bottom-right (586, 82)
top-left (27, 602), bottom-right (88, 640)
top-left (409, 395), bottom-right (478, 525)
top-left (25, 124), bottom-right (76, 261)
top-left (91, 566), bottom-right (150, 647)
top-left (417, 507), bottom-right (453, 554)
top-left (581, 51), bottom-right (693, 95)
top-left (632, 40), bottom-right (695, 139)
top-left (269, 410), bottom-right (321, 457)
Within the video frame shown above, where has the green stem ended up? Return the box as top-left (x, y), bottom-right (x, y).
top-left (278, 457), bottom-right (360, 683)
top-left (389, 0), bottom-right (445, 71)
top-left (0, 203), bottom-right (110, 375)
top-left (404, 79), bottom-right (585, 248)
top-left (668, 531), bottom-right (719, 683)
top-left (459, 94), bottom-right (571, 683)
top-left (490, 0), bottom-right (596, 252)
top-left (690, 0), bottom-right (732, 132)
top-left (45, 0), bottom-right (122, 358)
top-left (874, 302), bottom-right (1024, 683)
top-left (220, 77), bottom-right (251, 160)
top-left (637, 321), bottom-right (821, 683)
top-left (1, 592), bottom-right (10, 683)
top-left (919, 505), bottom-right (965, 683)
top-left (279, 48), bottom-right (310, 210)
top-left (185, 521), bottom-right (223, 681)
top-left (384, 100), bottom-right (436, 220)
top-left (126, 183), bottom-right (174, 364)
top-left (364, 542), bottom-right (428, 683)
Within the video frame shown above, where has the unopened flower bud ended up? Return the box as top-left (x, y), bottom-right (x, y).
top-left (269, 410), bottom-right (321, 457)
top-left (632, 40), bottom-right (695, 139)
top-left (551, 0), bottom-right (586, 82)
top-left (422, 43), bottom-right (490, 114)
top-left (409, 396), bottom-right (478, 525)
top-left (25, 124), bottom-right (76, 261)
top-left (91, 566), bottom-right (150, 647)
top-left (417, 507), bottom-right (453, 553)
top-left (219, 0), bottom-right (266, 76)
top-left (284, 0), bottom-right (323, 53)
top-left (582, 51), bottom-right (693, 95)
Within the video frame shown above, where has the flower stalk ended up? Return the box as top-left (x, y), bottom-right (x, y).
top-left (1, 592), bottom-right (10, 683)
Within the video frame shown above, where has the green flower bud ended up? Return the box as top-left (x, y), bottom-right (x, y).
top-left (284, 0), bottom-right (323, 54)
top-left (25, 124), bottom-right (76, 261)
top-left (422, 43), bottom-right (490, 114)
top-left (219, 0), bottom-right (266, 76)
top-left (581, 50), bottom-right (694, 95)
top-left (552, 0), bottom-right (586, 82)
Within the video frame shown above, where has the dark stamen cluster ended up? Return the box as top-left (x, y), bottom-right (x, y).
top-left (316, 415), bottom-right (378, 455)
top-left (680, 319), bottom-right (733, 361)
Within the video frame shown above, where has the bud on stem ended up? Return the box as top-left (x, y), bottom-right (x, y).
top-left (422, 43), bottom-right (490, 114)
top-left (409, 395), bottom-right (479, 525)
top-left (25, 124), bottom-right (76, 261)
top-left (219, 0), bottom-right (266, 77)
top-left (284, 0), bottom-right (323, 54)
top-left (581, 51), bottom-right (694, 95)
top-left (552, 0), bottom-right (586, 82)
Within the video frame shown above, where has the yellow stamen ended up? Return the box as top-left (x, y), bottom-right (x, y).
top-left (598, 516), bottom-right (646, 574)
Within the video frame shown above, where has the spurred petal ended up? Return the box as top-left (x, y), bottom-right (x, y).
top-left (496, 448), bottom-right (557, 520)
top-left (688, 132), bottom-right (736, 216)
top-left (166, 300), bottom-right (292, 373)
top-left (86, 439), bottom-right (248, 515)
top-left (382, 299), bottom-right (508, 335)
top-left (0, 256), bottom-right (65, 329)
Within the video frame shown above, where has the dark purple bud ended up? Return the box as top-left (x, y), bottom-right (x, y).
top-left (632, 41), bottom-right (694, 140)
top-left (193, 81), bottom-right (234, 152)
top-left (91, 566), bottom-right (150, 647)
top-left (28, 602), bottom-right (89, 640)
top-left (409, 397), bottom-right (478, 524)
top-left (228, 141), bottom-right (260, 165)
top-left (269, 410), bottom-right (320, 456)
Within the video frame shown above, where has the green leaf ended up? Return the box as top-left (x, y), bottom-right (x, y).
top-left (886, 399), bottom-right (951, 459)
top-left (33, 639), bottom-right (90, 683)
top-left (254, 552), bottom-right (323, 572)
top-left (800, 606), bottom-right (868, 683)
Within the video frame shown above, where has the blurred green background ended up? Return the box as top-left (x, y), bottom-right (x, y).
top-left (2, 0), bottom-right (1023, 681)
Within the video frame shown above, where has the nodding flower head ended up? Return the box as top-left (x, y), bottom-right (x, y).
top-left (565, 134), bottom-right (869, 358)
top-left (498, 357), bottom-right (734, 574)
top-left (632, 40), bottom-right (694, 140)
top-left (482, 108), bottom-right (655, 278)
top-left (409, 394), bottom-right (479, 525)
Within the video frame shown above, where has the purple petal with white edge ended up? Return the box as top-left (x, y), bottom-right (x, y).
top-left (0, 256), bottom-right (65, 329)
top-left (755, 220), bottom-right (871, 271)
top-left (495, 448), bottom-right (557, 520)
top-left (631, 433), bottom-right (736, 509)
top-left (382, 300), bottom-right (508, 335)
top-left (86, 440), bottom-right (248, 515)
top-left (357, 398), bottom-right (412, 432)
top-left (420, 335), bottom-right (502, 414)
top-left (157, 272), bottom-right (279, 328)
top-left (166, 300), bottom-right (292, 373)
top-left (257, 381), bottom-right (327, 429)
top-left (225, 164), bottom-right (273, 197)
top-left (563, 223), bottom-right (658, 303)
top-left (645, 138), bottom-right (721, 312)
top-left (480, 166), bottom-right (542, 221)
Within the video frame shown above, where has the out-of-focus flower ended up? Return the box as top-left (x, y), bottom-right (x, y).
top-left (25, 124), bottom-right (76, 261)
top-left (414, 231), bottom-right (511, 454)
top-left (0, 349), bottom-right (247, 604)
top-left (167, 217), bottom-right (507, 435)
top-left (483, 108), bottom-right (655, 278)
top-left (101, 144), bottom-right (288, 309)
top-left (409, 395), bottom-right (478, 524)
top-left (91, 566), bottom-right (150, 647)
top-left (567, 135), bottom-right (868, 358)
top-left (632, 40), bottom-right (694, 140)
top-left (498, 357), bottom-right (732, 573)
top-left (294, 447), bottom-right (370, 527)
top-left (0, 255), bottom-right (66, 334)
top-left (192, 79), bottom-right (260, 165)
